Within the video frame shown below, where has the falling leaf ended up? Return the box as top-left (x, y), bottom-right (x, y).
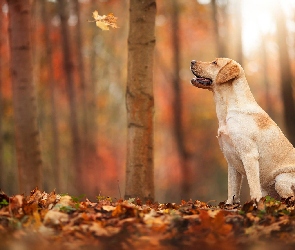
top-left (88, 11), bottom-right (119, 31)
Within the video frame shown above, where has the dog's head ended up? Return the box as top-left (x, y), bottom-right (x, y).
top-left (190, 58), bottom-right (242, 91)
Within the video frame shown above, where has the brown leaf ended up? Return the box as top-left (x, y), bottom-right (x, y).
top-left (89, 11), bottom-right (119, 31)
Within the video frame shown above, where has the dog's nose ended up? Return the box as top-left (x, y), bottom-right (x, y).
top-left (191, 60), bottom-right (196, 66)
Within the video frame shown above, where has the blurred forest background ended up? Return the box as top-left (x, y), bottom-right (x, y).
top-left (1, 0), bottom-right (295, 203)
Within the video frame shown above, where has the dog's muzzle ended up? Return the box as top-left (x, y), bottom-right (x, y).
top-left (190, 60), bottom-right (212, 88)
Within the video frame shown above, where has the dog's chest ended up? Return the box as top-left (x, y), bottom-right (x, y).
top-left (217, 125), bottom-right (245, 174)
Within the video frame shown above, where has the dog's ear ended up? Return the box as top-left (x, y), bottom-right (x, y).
top-left (215, 61), bottom-right (240, 84)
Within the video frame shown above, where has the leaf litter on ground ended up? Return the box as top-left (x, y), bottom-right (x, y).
top-left (1, 188), bottom-right (295, 249)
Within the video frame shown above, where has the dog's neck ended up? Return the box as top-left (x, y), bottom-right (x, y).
top-left (213, 75), bottom-right (258, 124)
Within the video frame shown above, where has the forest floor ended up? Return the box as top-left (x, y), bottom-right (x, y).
top-left (1, 188), bottom-right (295, 250)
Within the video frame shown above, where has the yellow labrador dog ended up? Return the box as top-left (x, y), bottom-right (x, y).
top-left (190, 58), bottom-right (295, 204)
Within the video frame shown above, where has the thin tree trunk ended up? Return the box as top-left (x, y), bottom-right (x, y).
top-left (261, 34), bottom-right (274, 117)
top-left (89, 0), bottom-right (98, 135)
top-left (73, 0), bottom-right (92, 193)
top-left (275, 3), bottom-right (295, 146)
top-left (171, 0), bottom-right (191, 200)
top-left (83, 0), bottom-right (100, 194)
top-left (73, 0), bottom-right (87, 145)
top-left (211, 0), bottom-right (227, 57)
top-left (41, 1), bottom-right (61, 190)
top-left (235, 0), bottom-right (243, 65)
top-left (58, 0), bottom-right (82, 193)
top-left (89, 0), bottom-right (98, 148)
top-left (125, 0), bottom-right (156, 202)
top-left (7, 0), bottom-right (42, 193)
top-left (0, 0), bottom-right (3, 187)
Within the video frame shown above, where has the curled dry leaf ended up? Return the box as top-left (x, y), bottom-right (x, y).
top-left (88, 11), bottom-right (119, 31)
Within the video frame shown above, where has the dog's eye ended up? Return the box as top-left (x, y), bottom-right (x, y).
top-left (212, 61), bottom-right (218, 65)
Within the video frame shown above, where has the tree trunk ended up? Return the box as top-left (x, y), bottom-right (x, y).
top-left (7, 0), bottom-right (42, 193)
top-left (72, 0), bottom-right (87, 139)
top-left (125, 0), bottom-right (156, 202)
top-left (261, 34), bottom-right (274, 118)
top-left (275, 4), bottom-right (295, 146)
top-left (83, 0), bottom-right (100, 194)
top-left (235, 0), bottom-right (243, 65)
top-left (171, 0), bottom-right (191, 200)
top-left (57, 0), bottom-right (82, 192)
top-left (211, 0), bottom-right (227, 57)
top-left (73, 0), bottom-right (92, 193)
top-left (0, 0), bottom-right (3, 187)
top-left (41, 0), bottom-right (61, 190)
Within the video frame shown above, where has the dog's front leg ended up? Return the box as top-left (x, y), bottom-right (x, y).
top-left (242, 154), bottom-right (262, 201)
top-left (226, 165), bottom-right (243, 204)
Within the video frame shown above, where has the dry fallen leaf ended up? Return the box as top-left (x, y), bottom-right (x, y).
top-left (88, 11), bottom-right (119, 31)
top-left (1, 189), bottom-right (295, 249)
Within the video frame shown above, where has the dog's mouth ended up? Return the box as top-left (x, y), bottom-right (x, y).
top-left (190, 69), bottom-right (212, 88)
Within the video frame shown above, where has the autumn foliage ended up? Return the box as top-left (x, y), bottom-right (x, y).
top-left (1, 188), bottom-right (295, 249)
top-left (2, 1), bottom-right (295, 248)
